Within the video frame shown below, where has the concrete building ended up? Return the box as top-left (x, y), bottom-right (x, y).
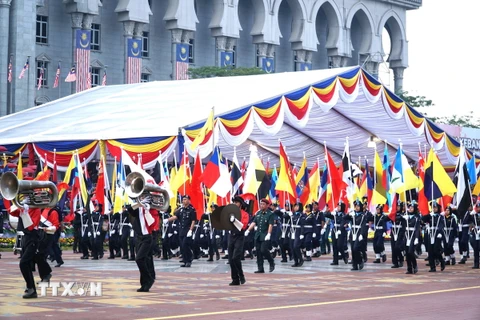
top-left (0, 0), bottom-right (422, 116)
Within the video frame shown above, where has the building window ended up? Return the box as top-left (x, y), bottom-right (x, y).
top-left (91, 24), bottom-right (101, 51)
top-left (230, 46), bottom-right (237, 68)
top-left (141, 73), bottom-right (150, 83)
top-left (36, 15), bottom-right (48, 44)
top-left (36, 61), bottom-right (48, 87)
top-left (188, 39), bottom-right (195, 64)
top-left (142, 32), bottom-right (149, 58)
top-left (91, 67), bottom-right (100, 87)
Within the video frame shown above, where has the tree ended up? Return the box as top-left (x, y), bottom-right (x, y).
top-left (398, 90), bottom-right (480, 128)
top-left (188, 66), bottom-right (266, 79)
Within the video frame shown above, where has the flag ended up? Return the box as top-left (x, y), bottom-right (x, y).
top-left (75, 29), bottom-right (91, 92)
top-left (53, 62), bottom-right (60, 88)
top-left (7, 56), bottom-right (12, 83)
top-left (76, 153), bottom-right (90, 209)
top-left (257, 166), bottom-right (271, 200)
top-left (201, 146), bottom-right (232, 197)
top-left (390, 147), bottom-right (419, 196)
top-left (190, 109), bottom-right (214, 150)
top-left (307, 162), bottom-right (320, 204)
top-left (86, 68), bottom-right (92, 89)
top-left (325, 147), bottom-right (347, 208)
top-left (341, 140), bottom-right (359, 204)
top-left (382, 144), bottom-right (392, 206)
top-left (37, 66), bottom-right (43, 90)
top-left (231, 151), bottom-right (243, 196)
top-left (275, 142), bottom-right (297, 198)
top-left (466, 155), bottom-right (477, 185)
top-left (453, 146), bottom-right (473, 215)
top-left (318, 165), bottom-right (328, 209)
top-left (269, 166), bottom-right (278, 200)
top-left (243, 145), bottom-right (266, 195)
top-left (417, 151), bottom-right (429, 215)
top-left (127, 38), bottom-right (142, 84)
top-left (18, 58), bottom-right (29, 79)
top-left (296, 158), bottom-right (310, 204)
top-left (191, 153), bottom-right (205, 220)
top-left (176, 43), bottom-right (189, 80)
top-left (16, 151), bottom-right (23, 179)
top-left (65, 66), bottom-right (76, 82)
top-left (170, 151), bottom-right (191, 196)
top-left (95, 158), bottom-right (106, 214)
top-left (424, 148), bottom-right (457, 201)
top-left (102, 69), bottom-right (107, 86)
top-left (157, 154), bottom-right (173, 198)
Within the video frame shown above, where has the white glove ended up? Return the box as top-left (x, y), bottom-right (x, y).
top-left (111, 230), bottom-right (116, 235)
top-left (320, 229), bottom-right (325, 235)
top-left (96, 231), bottom-right (100, 236)
top-left (414, 238), bottom-right (418, 245)
top-left (142, 203), bottom-right (150, 211)
top-left (288, 211), bottom-right (293, 216)
top-left (174, 231), bottom-right (178, 234)
top-left (215, 235), bottom-right (220, 239)
top-left (430, 212), bottom-right (435, 217)
top-left (470, 210), bottom-right (476, 215)
top-left (382, 232), bottom-right (386, 237)
top-left (332, 210), bottom-right (337, 216)
top-left (437, 233), bottom-right (442, 239)
top-left (313, 233), bottom-right (317, 238)
top-left (349, 211), bottom-right (355, 217)
top-left (264, 233), bottom-right (271, 241)
top-left (88, 232), bottom-right (92, 237)
top-left (168, 233), bottom-right (173, 237)
top-left (200, 234), bottom-right (204, 238)
top-left (23, 203), bottom-right (29, 211)
top-left (229, 215), bottom-right (235, 223)
top-left (254, 226), bottom-right (258, 231)
top-left (163, 219), bottom-right (169, 224)
top-left (187, 230), bottom-right (193, 237)
top-left (299, 235), bottom-right (304, 240)
top-left (280, 209), bottom-right (286, 213)
top-left (244, 230), bottom-right (250, 237)
top-left (402, 215), bottom-right (408, 220)
top-left (336, 231), bottom-right (341, 237)
top-left (60, 232), bottom-right (66, 238)
top-left (358, 235), bottom-right (363, 241)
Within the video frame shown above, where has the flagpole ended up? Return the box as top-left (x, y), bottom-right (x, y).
top-left (324, 141), bottom-right (335, 210)
top-left (26, 55), bottom-right (30, 112)
top-left (183, 143), bottom-right (187, 196)
top-left (58, 60), bottom-right (62, 99)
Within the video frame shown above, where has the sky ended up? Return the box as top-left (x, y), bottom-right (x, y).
top-left (379, 0), bottom-right (478, 118)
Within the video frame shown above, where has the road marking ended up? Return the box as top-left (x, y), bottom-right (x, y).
top-left (139, 285), bottom-right (480, 320)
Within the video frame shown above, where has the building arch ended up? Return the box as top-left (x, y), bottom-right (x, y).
top-left (346, 3), bottom-right (375, 65)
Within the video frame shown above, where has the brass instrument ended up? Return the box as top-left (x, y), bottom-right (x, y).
top-left (0, 171), bottom-right (58, 208)
top-left (125, 172), bottom-right (170, 212)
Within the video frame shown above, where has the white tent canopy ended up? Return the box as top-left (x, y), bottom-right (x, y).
top-left (0, 66), bottom-right (466, 168)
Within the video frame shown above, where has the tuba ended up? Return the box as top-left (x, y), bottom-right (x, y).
top-left (125, 172), bottom-right (170, 212)
top-left (0, 171), bottom-right (58, 208)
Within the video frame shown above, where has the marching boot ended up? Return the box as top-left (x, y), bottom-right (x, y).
top-left (373, 254), bottom-right (381, 264)
top-left (451, 257), bottom-right (456, 265)
top-left (440, 259), bottom-right (446, 271)
top-left (472, 264), bottom-right (480, 269)
top-left (382, 254), bottom-right (387, 263)
top-left (23, 288), bottom-right (37, 299)
top-left (216, 251), bottom-right (220, 261)
top-left (305, 256), bottom-right (312, 262)
top-left (429, 268), bottom-right (436, 272)
top-left (459, 257), bottom-right (467, 264)
top-left (373, 258), bottom-right (381, 263)
top-left (405, 269), bottom-right (413, 274)
top-left (207, 254), bottom-right (214, 262)
top-left (445, 260), bottom-right (450, 265)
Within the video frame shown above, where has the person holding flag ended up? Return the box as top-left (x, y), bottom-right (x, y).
top-left (421, 201), bottom-right (446, 272)
top-left (372, 204), bottom-right (388, 264)
top-left (228, 196), bottom-right (250, 285)
top-left (385, 200), bottom-right (407, 269)
top-left (324, 201), bottom-right (349, 266)
top-left (403, 201), bottom-right (421, 274)
top-left (344, 200), bottom-right (369, 271)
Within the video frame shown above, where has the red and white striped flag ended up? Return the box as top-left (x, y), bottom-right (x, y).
top-left (127, 38), bottom-right (142, 84)
top-left (86, 69), bottom-right (92, 89)
top-left (75, 30), bottom-right (91, 92)
top-left (176, 61), bottom-right (189, 80)
top-left (18, 58), bottom-right (29, 79)
top-left (102, 70), bottom-right (107, 86)
top-left (7, 56), bottom-right (12, 83)
top-left (37, 67), bottom-right (43, 90)
top-left (53, 62), bottom-right (61, 88)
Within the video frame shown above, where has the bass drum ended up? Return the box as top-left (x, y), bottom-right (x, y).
top-left (9, 215), bottom-right (19, 229)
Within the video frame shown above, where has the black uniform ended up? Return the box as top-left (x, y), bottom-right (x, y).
top-left (324, 209), bottom-right (349, 265)
top-left (90, 210), bottom-right (104, 260)
top-left (174, 204), bottom-right (197, 267)
top-left (469, 209), bottom-right (480, 269)
top-left (290, 210), bottom-right (305, 267)
top-left (80, 209), bottom-right (92, 259)
top-left (422, 210), bottom-right (446, 272)
top-left (119, 208), bottom-right (132, 259)
top-left (458, 211), bottom-right (472, 263)
top-left (344, 211), bottom-right (368, 270)
top-left (404, 213), bottom-right (420, 274)
top-left (444, 212), bottom-right (458, 265)
top-left (107, 211), bottom-right (121, 258)
top-left (278, 209), bottom-right (292, 262)
top-left (372, 209), bottom-right (387, 263)
top-left (72, 210), bottom-right (82, 253)
top-left (386, 213), bottom-right (406, 268)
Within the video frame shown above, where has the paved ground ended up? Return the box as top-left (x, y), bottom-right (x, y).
top-left (1, 245), bottom-right (479, 320)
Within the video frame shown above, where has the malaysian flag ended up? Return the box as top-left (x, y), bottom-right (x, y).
top-left (127, 38), bottom-right (141, 84)
top-left (102, 69), bottom-right (107, 86)
top-left (18, 58), bottom-right (29, 79)
top-left (7, 56), bottom-right (12, 83)
top-left (37, 66), bottom-right (44, 90)
top-left (65, 66), bottom-right (76, 82)
top-left (53, 62), bottom-right (61, 88)
top-left (176, 43), bottom-right (189, 80)
top-left (75, 29), bottom-right (91, 92)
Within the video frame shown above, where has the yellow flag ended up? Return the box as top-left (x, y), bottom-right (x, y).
top-left (473, 178), bottom-right (480, 197)
top-left (169, 167), bottom-right (178, 214)
top-left (17, 151), bottom-right (23, 179)
top-left (190, 109), bottom-right (214, 150)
